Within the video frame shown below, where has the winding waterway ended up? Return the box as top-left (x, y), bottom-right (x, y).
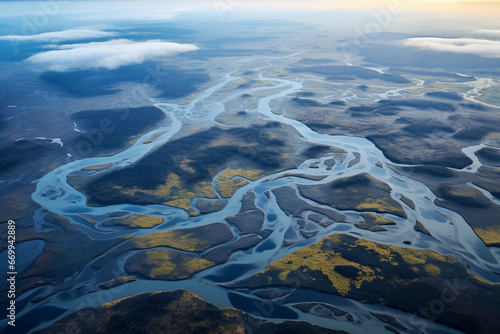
top-left (4, 55), bottom-right (500, 334)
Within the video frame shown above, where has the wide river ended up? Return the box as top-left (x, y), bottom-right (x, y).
top-left (3, 55), bottom-right (500, 334)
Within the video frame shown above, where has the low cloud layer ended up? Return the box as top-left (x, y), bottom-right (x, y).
top-left (27, 39), bottom-right (199, 71)
top-left (0, 29), bottom-right (116, 43)
top-left (404, 37), bottom-right (500, 58)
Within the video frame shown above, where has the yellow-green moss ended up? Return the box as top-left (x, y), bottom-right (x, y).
top-left (80, 216), bottom-right (97, 226)
top-left (134, 249), bottom-right (215, 280)
top-left (474, 226), bottom-right (500, 246)
top-left (143, 132), bottom-right (165, 144)
top-left (132, 229), bottom-right (222, 252)
top-left (81, 163), bottom-right (113, 171)
top-left (216, 169), bottom-right (263, 198)
top-left (356, 198), bottom-right (404, 216)
top-left (114, 173), bottom-right (217, 212)
top-left (363, 213), bottom-right (395, 225)
top-left (266, 234), bottom-right (376, 295)
top-left (250, 233), bottom-right (461, 296)
top-left (424, 264), bottom-right (441, 277)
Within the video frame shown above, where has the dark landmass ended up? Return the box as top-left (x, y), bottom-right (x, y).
top-left (272, 186), bottom-right (346, 222)
top-left (291, 97), bottom-right (325, 107)
top-left (283, 83), bottom-right (497, 171)
top-left (41, 64), bottom-right (210, 98)
top-left (368, 133), bottom-right (472, 168)
top-left (296, 91), bottom-right (316, 97)
top-left (35, 290), bottom-right (345, 334)
top-left (377, 99), bottom-right (456, 111)
top-left (290, 65), bottom-right (410, 84)
top-left (476, 147), bottom-right (500, 167)
top-left (298, 173), bottom-right (407, 218)
top-left (414, 221), bottom-right (431, 236)
top-left (425, 91), bottom-right (463, 101)
top-left (400, 194), bottom-right (415, 210)
top-left (474, 167), bottom-right (500, 199)
top-left (227, 233), bottom-right (500, 334)
top-left (399, 165), bottom-right (456, 178)
top-left (225, 192), bottom-right (266, 234)
top-left (125, 249), bottom-right (216, 280)
top-left (302, 145), bottom-right (345, 159)
top-left (68, 106), bottom-right (166, 154)
top-left (194, 198), bottom-right (227, 214)
top-left (452, 126), bottom-right (491, 140)
top-left (460, 103), bottom-right (486, 111)
top-left (99, 276), bottom-right (137, 290)
top-left (435, 184), bottom-right (490, 209)
top-left (92, 223), bottom-right (233, 269)
top-left (347, 152), bottom-right (361, 168)
top-left (355, 213), bottom-right (396, 232)
top-left (72, 123), bottom-right (331, 212)
top-left (401, 122), bottom-right (454, 137)
top-left (346, 98), bottom-right (456, 118)
top-left (204, 234), bottom-right (264, 264)
top-left (303, 122), bottom-right (335, 132)
top-left (0, 139), bottom-right (61, 174)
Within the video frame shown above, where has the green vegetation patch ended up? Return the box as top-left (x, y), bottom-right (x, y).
top-left (229, 233), bottom-right (500, 334)
top-left (132, 223), bottom-right (233, 251)
top-left (230, 233), bottom-right (464, 294)
top-left (355, 213), bottom-right (396, 232)
top-left (92, 223), bottom-right (233, 269)
top-left (125, 249), bottom-right (215, 280)
top-left (474, 225), bottom-right (500, 247)
top-left (76, 123), bottom-right (317, 210)
top-left (102, 214), bottom-right (164, 229)
top-left (216, 168), bottom-right (263, 198)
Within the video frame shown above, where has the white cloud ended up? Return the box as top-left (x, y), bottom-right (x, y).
top-left (27, 39), bottom-right (199, 71)
top-left (0, 29), bottom-right (117, 43)
top-left (404, 37), bottom-right (500, 58)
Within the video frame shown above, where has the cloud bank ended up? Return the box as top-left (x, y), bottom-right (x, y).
top-left (0, 29), bottom-right (117, 43)
top-left (404, 37), bottom-right (500, 58)
top-left (27, 39), bottom-right (199, 71)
